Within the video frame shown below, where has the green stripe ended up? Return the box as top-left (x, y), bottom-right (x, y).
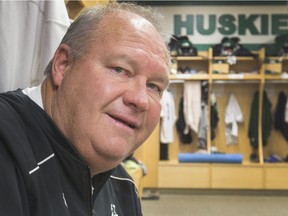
top-left (194, 43), bottom-right (266, 51)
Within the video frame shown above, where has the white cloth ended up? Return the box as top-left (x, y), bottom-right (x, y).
top-left (0, 0), bottom-right (70, 92)
top-left (160, 90), bottom-right (177, 143)
top-left (22, 85), bottom-right (43, 109)
top-left (285, 99), bottom-right (288, 123)
top-left (225, 94), bottom-right (243, 145)
top-left (183, 81), bottom-right (201, 134)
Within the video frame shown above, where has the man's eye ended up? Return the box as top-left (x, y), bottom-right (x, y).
top-left (113, 67), bottom-right (124, 73)
top-left (147, 83), bottom-right (161, 94)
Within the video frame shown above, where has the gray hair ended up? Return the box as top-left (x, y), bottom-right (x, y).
top-left (44, 2), bottom-right (169, 76)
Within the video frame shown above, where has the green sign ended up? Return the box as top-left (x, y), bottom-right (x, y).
top-left (174, 14), bottom-right (288, 35)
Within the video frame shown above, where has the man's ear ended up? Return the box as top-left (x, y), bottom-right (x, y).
top-left (51, 44), bottom-right (71, 87)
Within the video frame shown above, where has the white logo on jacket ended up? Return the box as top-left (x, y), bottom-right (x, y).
top-left (111, 204), bottom-right (118, 216)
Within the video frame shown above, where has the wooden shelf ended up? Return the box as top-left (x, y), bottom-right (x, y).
top-left (213, 56), bottom-right (257, 61)
top-left (169, 73), bottom-right (209, 80)
top-left (264, 165), bottom-right (288, 189)
top-left (159, 160), bottom-right (263, 167)
top-left (211, 165), bottom-right (263, 189)
top-left (265, 73), bottom-right (288, 80)
top-left (176, 56), bottom-right (208, 61)
top-left (159, 160), bottom-right (216, 166)
top-left (264, 163), bottom-right (288, 167)
top-left (265, 56), bottom-right (288, 61)
top-left (211, 73), bottom-right (261, 80)
top-left (158, 162), bottom-right (264, 189)
top-left (159, 163), bottom-right (210, 188)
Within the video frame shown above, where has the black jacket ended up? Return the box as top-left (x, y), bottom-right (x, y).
top-left (176, 97), bottom-right (192, 144)
top-left (248, 91), bottom-right (272, 149)
top-left (0, 90), bottom-right (142, 216)
top-left (275, 91), bottom-right (288, 141)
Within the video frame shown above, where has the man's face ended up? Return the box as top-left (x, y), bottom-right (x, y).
top-left (53, 12), bottom-right (169, 174)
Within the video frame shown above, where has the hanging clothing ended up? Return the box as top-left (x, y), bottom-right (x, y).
top-left (0, 1), bottom-right (70, 92)
top-left (248, 91), bottom-right (272, 149)
top-left (183, 81), bottom-right (202, 134)
top-left (160, 142), bottom-right (169, 160)
top-left (197, 103), bottom-right (208, 149)
top-left (160, 90), bottom-right (177, 144)
top-left (285, 98), bottom-right (288, 123)
top-left (225, 94), bottom-right (244, 145)
top-left (201, 81), bottom-right (209, 103)
top-left (274, 91), bottom-right (288, 141)
top-left (176, 97), bottom-right (193, 144)
top-left (210, 92), bottom-right (219, 141)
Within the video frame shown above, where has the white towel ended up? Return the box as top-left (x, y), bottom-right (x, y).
top-left (225, 94), bottom-right (243, 144)
top-left (183, 81), bottom-right (202, 134)
top-left (160, 90), bottom-right (177, 143)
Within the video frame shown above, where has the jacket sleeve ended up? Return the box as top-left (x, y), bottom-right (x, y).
top-left (0, 140), bottom-right (28, 216)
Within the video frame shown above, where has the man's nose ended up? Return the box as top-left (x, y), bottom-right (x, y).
top-left (123, 81), bottom-right (149, 111)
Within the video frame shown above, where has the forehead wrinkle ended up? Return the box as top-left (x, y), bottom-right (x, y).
top-left (128, 24), bottom-right (170, 67)
top-left (99, 11), bottom-right (170, 67)
top-left (121, 33), bottom-right (169, 70)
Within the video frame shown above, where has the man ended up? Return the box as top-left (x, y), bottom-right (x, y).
top-left (0, 2), bottom-right (170, 216)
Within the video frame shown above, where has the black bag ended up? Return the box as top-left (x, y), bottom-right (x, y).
top-left (168, 35), bottom-right (198, 56)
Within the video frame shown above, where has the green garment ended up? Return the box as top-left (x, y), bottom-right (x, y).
top-left (248, 90), bottom-right (272, 149)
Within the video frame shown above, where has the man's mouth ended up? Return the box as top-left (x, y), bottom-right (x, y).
top-left (109, 115), bottom-right (137, 129)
